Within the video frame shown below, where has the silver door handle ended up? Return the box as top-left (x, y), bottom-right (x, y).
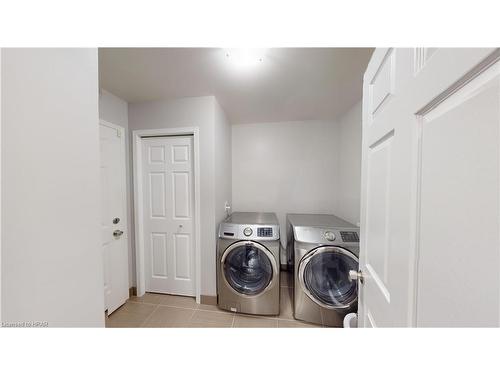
top-left (349, 270), bottom-right (364, 284)
top-left (113, 230), bottom-right (124, 238)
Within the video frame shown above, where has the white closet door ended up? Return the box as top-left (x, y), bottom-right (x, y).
top-left (100, 121), bottom-right (129, 314)
top-left (141, 136), bottom-right (195, 296)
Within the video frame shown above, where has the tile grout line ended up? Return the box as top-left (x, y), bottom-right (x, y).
top-left (137, 299), bottom-right (232, 315)
top-left (129, 292), bottom-right (320, 328)
top-left (140, 304), bottom-right (161, 327)
top-left (188, 308), bottom-right (197, 321)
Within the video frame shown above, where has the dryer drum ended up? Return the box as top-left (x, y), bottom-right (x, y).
top-left (302, 249), bottom-right (358, 308)
top-left (223, 243), bottom-right (273, 296)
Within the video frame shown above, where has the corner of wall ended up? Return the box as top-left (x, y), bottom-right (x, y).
top-left (212, 97), bottom-right (232, 227)
top-left (336, 100), bottom-right (363, 226)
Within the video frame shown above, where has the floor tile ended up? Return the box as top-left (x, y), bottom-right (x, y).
top-left (189, 310), bottom-right (234, 328)
top-left (142, 305), bottom-right (195, 328)
top-left (197, 303), bottom-right (226, 312)
top-left (106, 292), bottom-right (326, 328)
top-left (129, 293), bottom-right (161, 305)
top-left (233, 315), bottom-right (278, 328)
top-left (279, 287), bottom-right (294, 320)
top-left (106, 301), bottom-right (156, 328)
top-left (156, 294), bottom-right (198, 309)
top-left (277, 319), bottom-right (321, 328)
top-left (106, 320), bottom-right (141, 328)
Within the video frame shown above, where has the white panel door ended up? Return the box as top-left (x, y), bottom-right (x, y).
top-left (359, 48), bottom-right (500, 327)
top-left (359, 49), bottom-right (416, 327)
top-left (412, 49), bottom-right (500, 326)
top-left (141, 136), bottom-right (195, 296)
top-left (100, 121), bottom-right (129, 314)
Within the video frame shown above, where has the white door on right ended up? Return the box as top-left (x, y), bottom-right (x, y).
top-left (359, 48), bottom-right (500, 327)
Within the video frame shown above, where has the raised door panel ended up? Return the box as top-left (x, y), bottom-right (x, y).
top-left (416, 61), bottom-right (500, 327)
top-left (151, 233), bottom-right (168, 278)
top-left (174, 234), bottom-right (191, 280)
top-left (149, 145), bottom-right (165, 163)
top-left (149, 172), bottom-right (166, 218)
top-left (365, 132), bottom-right (393, 300)
top-left (369, 48), bottom-right (395, 116)
top-left (172, 145), bottom-right (189, 163)
top-left (172, 172), bottom-right (190, 218)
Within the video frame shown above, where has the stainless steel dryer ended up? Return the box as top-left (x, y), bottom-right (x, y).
top-left (287, 214), bottom-right (359, 327)
top-left (217, 212), bottom-right (280, 315)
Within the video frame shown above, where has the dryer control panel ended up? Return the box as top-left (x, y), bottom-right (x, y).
top-left (219, 223), bottom-right (280, 241)
top-left (293, 226), bottom-right (360, 245)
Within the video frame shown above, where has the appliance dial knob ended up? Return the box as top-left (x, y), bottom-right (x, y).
top-left (243, 227), bottom-right (253, 237)
top-left (324, 231), bottom-right (336, 241)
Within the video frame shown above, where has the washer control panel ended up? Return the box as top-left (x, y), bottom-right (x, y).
top-left (219, 223), bottom-right (280, 240)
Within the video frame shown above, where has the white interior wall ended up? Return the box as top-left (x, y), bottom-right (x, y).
top-left (1, 49), bottom-right (104, 326)
top-left (129, 96), bottom-right (229, 297)
top-left (231, 120), bottom-right (340, 259)
top-left (213, 98), bottom-right (232, 266)
top-left (98, 89), bottom-right (134, 288)
top-left (337, 101), bottom-right (362, 225)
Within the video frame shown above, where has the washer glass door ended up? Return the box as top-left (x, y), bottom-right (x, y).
top-left (300, 246), bottom-right (358, 308)
top-left (223, 242), bottom-right (274, 296)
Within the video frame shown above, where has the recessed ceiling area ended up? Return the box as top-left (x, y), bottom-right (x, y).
top-left (99, 48), bottom-right (373, 124)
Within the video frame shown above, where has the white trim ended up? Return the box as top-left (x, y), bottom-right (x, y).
top-left (0, 48), bottom-right (2, 323)
top-left (133, 127), bottom-right (202, 304)
top-left (99, 119), bottom-right (125, 136)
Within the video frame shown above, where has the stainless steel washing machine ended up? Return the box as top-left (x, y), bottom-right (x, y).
top-left (287, 214), bottom-right (359, 327)
top-left (217, 212), bottom-right (280, 315)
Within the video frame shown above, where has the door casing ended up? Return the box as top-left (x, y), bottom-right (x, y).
top-left (133, 127), bottom-right (201, 303)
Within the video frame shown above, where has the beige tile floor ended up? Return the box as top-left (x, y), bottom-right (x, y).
top-left (105, 271), bottom-right (324, 328)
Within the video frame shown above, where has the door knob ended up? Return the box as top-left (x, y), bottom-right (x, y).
top-left (113, 230), bottom-right (124, 238)
top-left (349, 270), bottom-right (364, 284)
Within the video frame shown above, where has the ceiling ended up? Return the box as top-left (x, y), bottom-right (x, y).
top-left (99, 48), bottom-right (373, 124)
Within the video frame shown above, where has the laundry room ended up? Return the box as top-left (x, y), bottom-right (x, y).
top-left (3, 3), bottom-right (500, 375)
top-left (4, 45), bottom-right (500, 332)
top-left (95, 48), bottom-right (369, 328)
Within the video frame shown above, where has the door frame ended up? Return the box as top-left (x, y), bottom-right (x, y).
top-left (133, 127), bottom-right (201, 303)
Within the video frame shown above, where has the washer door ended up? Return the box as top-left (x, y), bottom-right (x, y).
top-left (221, 241), bottom-right (277, 296)
top-left (298, 246), bottom-right (358, 309)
